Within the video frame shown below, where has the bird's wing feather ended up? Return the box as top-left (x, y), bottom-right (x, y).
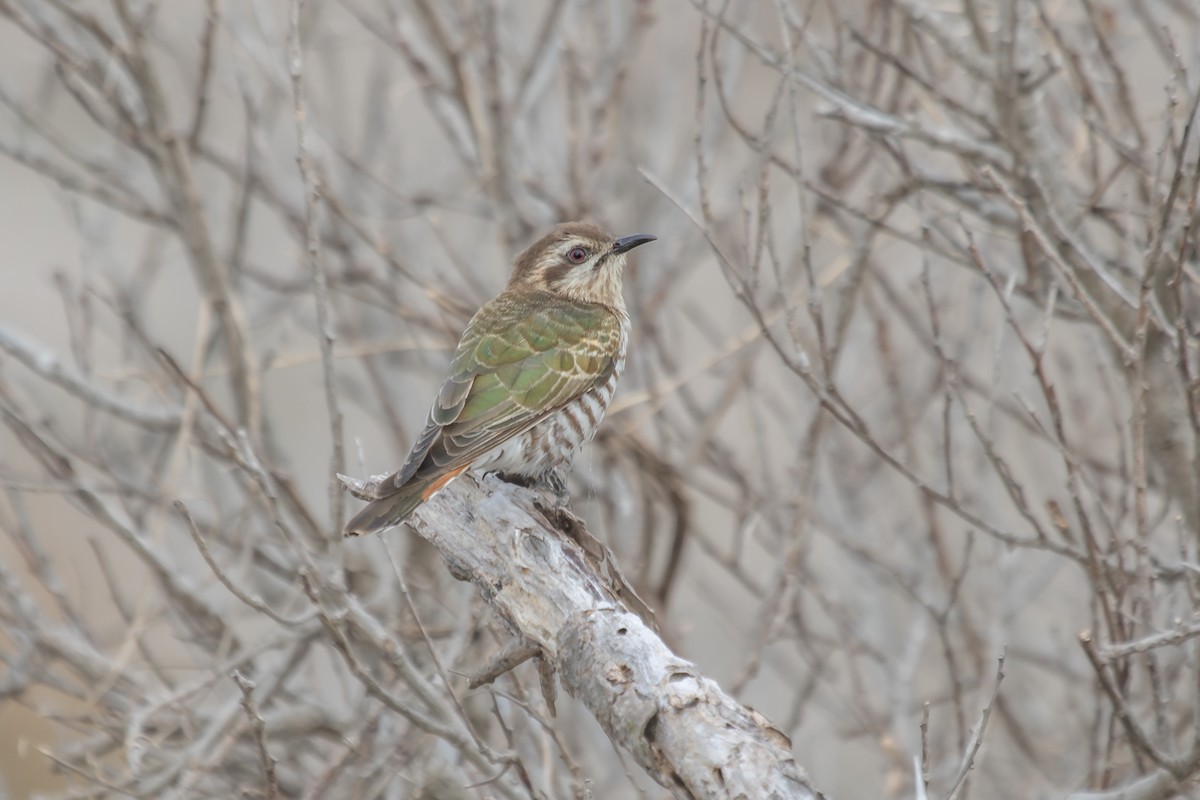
top-left (380, 292), bottom-right (619, 494)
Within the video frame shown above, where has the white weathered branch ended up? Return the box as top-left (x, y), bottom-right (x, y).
top-left (368, 472), bottom-right (823, 800)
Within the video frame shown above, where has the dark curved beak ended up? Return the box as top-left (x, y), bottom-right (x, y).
top-left (612, 233), bottom-right (657, 254)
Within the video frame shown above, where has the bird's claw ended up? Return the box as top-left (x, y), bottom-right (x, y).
top-left (541, 468), bottom-right (570, 509)
top-left (496, 469), bottom-right (570, 509)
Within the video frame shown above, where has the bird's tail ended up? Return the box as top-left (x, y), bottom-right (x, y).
top-left (342, 466), bottom-right (467, 537)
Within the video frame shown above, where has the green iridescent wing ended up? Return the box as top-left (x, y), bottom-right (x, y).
top-left (383, 290), bottom-right (621, 492)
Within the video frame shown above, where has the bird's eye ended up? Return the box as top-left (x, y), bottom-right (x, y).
top-left (567, 246), bottom-right (588, 264)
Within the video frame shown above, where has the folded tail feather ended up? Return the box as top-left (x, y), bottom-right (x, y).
top-left (342, 466), bottom-right (467, 537)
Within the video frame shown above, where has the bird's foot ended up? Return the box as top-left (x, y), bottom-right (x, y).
top-left (539, 468), bottom-right (570, 509)
top-left (495, 471), bottom-right (536, 489)
top-left (496, 469), bottom-right (570, 509)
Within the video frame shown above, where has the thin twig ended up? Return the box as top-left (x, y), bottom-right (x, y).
top-left (232, 671), bottom-right (280, 800)
top-left (289, 0), bottom-right (346, 532)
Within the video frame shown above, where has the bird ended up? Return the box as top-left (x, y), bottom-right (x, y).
top-left (343, 221), bottom-right (656, 536)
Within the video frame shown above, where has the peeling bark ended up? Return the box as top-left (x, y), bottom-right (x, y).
top-left (394, 472), bottom-right (824, 800)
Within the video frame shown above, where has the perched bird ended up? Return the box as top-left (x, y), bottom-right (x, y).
top-left (343, 221), bottom-right (656, 536)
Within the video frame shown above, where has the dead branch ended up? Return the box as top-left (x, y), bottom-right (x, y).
top-left (381, 471), bottom-right (824, 800)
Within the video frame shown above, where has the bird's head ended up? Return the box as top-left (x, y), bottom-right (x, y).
top-left (508, 221), bottom-right (656, 307)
